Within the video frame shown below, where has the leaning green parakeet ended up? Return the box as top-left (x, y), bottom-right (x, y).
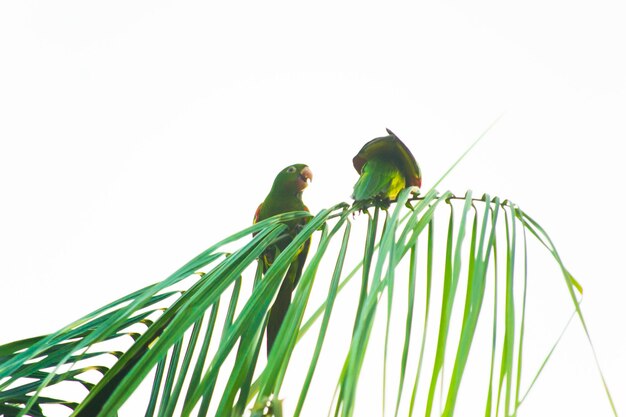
top-left (254, 163), bottom-right (313, 355)
top-left (352, 129), bottom-right (422, 205)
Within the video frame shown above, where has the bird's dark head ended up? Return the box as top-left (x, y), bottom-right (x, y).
top-left (271, 163), bottom-right (313, 195)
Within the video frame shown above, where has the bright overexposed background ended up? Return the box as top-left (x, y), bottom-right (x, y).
top-left (1, 1), bottom-right (624, 416)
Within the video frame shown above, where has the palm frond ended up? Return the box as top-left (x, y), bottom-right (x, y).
top-left (0, 190), bottom-right (615, 417)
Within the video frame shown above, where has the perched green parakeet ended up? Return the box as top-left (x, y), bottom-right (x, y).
top-left (352, 129), bottom-right (422, 205)
top-left (254, 163), bottom-right (313, 355)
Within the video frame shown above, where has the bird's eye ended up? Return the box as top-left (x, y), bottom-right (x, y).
top-left (286, 166), bottom-right (297, 173)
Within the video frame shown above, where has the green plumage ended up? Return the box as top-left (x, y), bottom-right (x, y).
top-left (352, 129), bottom-right (422, 206)
top-left (255, 164), bottom-right (312, 356)
top-left (352, 158), bottom-right (406, 201)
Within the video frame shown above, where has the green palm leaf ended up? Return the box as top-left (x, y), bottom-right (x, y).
top-left (0, 129), bottom-right (616, 417)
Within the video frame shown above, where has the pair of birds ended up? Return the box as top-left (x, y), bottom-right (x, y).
top-left (254, 129), bottom-right (422, 355)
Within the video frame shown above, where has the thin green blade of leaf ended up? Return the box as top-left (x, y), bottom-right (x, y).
top-left (293, 220), bottom-right (351, 417)
top-left (408, 220), bottom-right (434, 417)
top-left (516, 210), bottom-right (617, 415)
top-left (425, 192), bottom-right (473, 417)
top-left (484, 212), bottom-right (499, 417)
top-left (512, 219), bottom-right (529, 416)
top-left (352, 207), bottom-right (379, 336)
top-left (393, 239), bottom-right (417, 417)
top-left (495, 203), bottom-right (516, 417)
top-left (517, 309), bottom-right (577, 407)
top-left (443, 196), bottom-right (499, 416)
top-left (160, 317), bottom-right (204, 417)
top-left (214, 323), bottom-right (264, 416)
top-left (144, 356), bottom-right (167, 417)
top-left (156, 340), bottom-right (183, 416)
top-left (338, 188), bottom-right (414, 417)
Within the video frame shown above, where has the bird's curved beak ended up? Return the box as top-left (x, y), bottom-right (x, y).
top-left (297, 166), bottom-right (313, 190)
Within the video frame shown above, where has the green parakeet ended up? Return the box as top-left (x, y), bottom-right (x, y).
top-left (254, 163), bottom-right (313, 355)
top-left (352, 129), bottom-right (422, 205)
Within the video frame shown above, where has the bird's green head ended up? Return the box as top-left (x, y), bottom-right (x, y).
top-left (270, 163), bottom-right (313, 196)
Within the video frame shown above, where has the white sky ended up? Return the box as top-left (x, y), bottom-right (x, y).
top-left (1, 1), bottom-right (625, 416)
